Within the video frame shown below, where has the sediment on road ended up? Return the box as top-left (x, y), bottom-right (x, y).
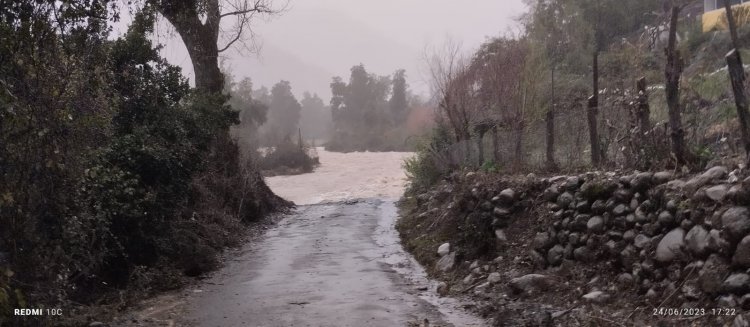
top-left (397, 166), bottom-right (750, 326)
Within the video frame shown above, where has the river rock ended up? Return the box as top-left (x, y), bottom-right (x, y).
top-left (723, 273), bottom-right (750, 294)
top-left (509, 274), bottom-right (553, 294)
top-left (573, 246), bottom-right (592, 262)
top-left (542, 185), bottom-right (560, 202)
top-left (685, 166), bottom-right (728, 193)
top-left (658, 211), bottom-right (675, 226)
top-left (722, 207), bottom-right (750, 241)
top-left (547, 244), bottom-right (565, 266)
top-left (533, 232), bottom-right (553, 250)
top-left (632, 172), bottom-right (654, 191)
top-left (557, 192), bottom-right (574, 209)
top-left (706, 184), bottom-right (730, 202)
top-left (495, 229), bottom-right (508, 242)
top-left (708, 229), bottom-right (730, 253)
top-left (655, 228), bottom-right (685, 263)
top-left (436, 252), bottom-right (456, 272)
top-left (734, 235), bottom-right (750, 268)
top-left (437, 282), bottom-right (449, 296)
top-left (653, 171), bottom-right (673, 185)
top-left (487, 272), bottom-right (501, 284)
top-left (587, 216), bottom-right (605, 234)
top-left (583, 291), bottom-right (610, 303)
top-left (497, 188), bottom-right (515, 205)
top-left (634, 234), bottom-right (651, 249)
top-left (700, 254), bottom-right (729, 294)
top-left (685, 225), bottom-right (710, 256)
top-left (437, 243), bottom-right (451, 256)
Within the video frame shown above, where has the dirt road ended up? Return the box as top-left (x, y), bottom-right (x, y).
top-left (118, 149), bottom-right (485, 326)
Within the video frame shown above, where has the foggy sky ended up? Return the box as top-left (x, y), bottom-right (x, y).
top-left (150, 0), bottom-right (527, 100)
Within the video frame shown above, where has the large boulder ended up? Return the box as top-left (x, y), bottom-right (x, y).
top-left (437, 243), bottom-right (451, 256)
top-left (721, 207), bottom-right (750, 241)
top-left (436, 252), bottom-right (456, 272)
top-left (655, 228), bottom-right (685, 263)
top-left (684, 166), bottom-right (728, 193)
top-left (496, 188), bottom-right (515, 205)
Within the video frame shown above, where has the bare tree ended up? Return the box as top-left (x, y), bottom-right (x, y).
top-left (151, 0), bottom-right (286, 93)
top-left (723, 1), bottom-right (750, 163)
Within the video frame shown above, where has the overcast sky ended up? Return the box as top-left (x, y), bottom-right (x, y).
top-left (148, 0), bottom-right (528, 100)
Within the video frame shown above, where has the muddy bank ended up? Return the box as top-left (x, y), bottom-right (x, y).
top-left (398, 167), bottom-right (750, 326)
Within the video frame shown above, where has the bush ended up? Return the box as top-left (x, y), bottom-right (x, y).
top-left (403, 126), bottom-right (453, 193)
top-left (259, 141), bottom-right (319, 175)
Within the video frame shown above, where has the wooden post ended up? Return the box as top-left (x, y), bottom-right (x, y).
top-left (588, 50), bottom-right (601, 167)
top-left (727, 49), bottom-right (750, 162)
top-left (636, 77), bottom-right (651, 137)
top-left (546, 67), bottom-right (557, 170)
top-left (665, 5), bottom-right (686, 165)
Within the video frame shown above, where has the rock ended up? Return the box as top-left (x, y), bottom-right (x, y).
top-left (685, 225), bottom-right (710, 256)
top-left (623, 230), bottom-right (636, 242)
top-left (493, 207), bottom-right (510, 218)
top-left (436, 252), bottom-right (456, 272)
top-left (706, 184), bottom-right (730, 202)
top-left (591, 200), bottom-right (606, 214)
top-left (632, 172), bottom-right (654, 191)
top-left (469, 260), bottom-right (480, 270)
top-left (708, 229), bottom-right (730, 253)
top-left (655, 228), bottom-right (685, 263)
top-left (645, 288), bottom-right (658, 299)
top-left (533, 232), bottom-right (553, 250)
top-left (653, 171), bottom-right (673, 185)
top-left (719, 295), bottom-right (739, 308)
top-left (617, 273), bottom-right (634, 285)
top-left (684, 166), bottom-right (728, 193)
top-left (474, 282), bottom-right (490, 294)
top-left (699, 254), bottom-right (729, 294)
top-left (509, 274), bottom-right (553, 294)
top-left (565, 176), bottom-right (582, 191)
top-left (557, 192), bottom-right (574, 209)
top-left (487, 272), bottom-right (501, 284)
top-left (612, 204), bottom-right (628, 216)
top-left (634, 234), bottom-right (651, 249)
top-left (529, 250), bottom-right (547, 268)
top-left (465, 172), bottom-right (476, 178)
top-left (437, 243), bottom-right (451, 257)
top-left (542, 185), bottom-right (560, 202)
top-left (741, 295), bottom-right (750, 310)
top-left (582, 291), bottom-right (610, 303)
top-left (657, 211), bottom-right (675, 226)
top-left (497, 188), bottom-right (515, 205)
top-left (587, 216), bottom-right (605, 234)
top-left (437, 282), bottom-right (449, 296)
top-left (722, 207), bottom-right (750, 241)
top-left (495, 229), bottom-right (508, 242)
top-left (722, 273), bottom-right (750, 294)
top-left (733, 235), bottom-right (750, 268)
top-left (547, 244), bottom-right (565, 266)
top-left (734, 314), bottom-right (749, 327)
top-left (575, 200), bottom-right (590, 213)
top-left (573, 246), bottom-right (592, 262)
top-left (462, 274), bottom-right (475, 285)
top-left (666, 179), bottom-right (686, 190)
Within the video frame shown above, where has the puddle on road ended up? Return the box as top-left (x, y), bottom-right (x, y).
top-left (372, 200), bottom-right (487, 327)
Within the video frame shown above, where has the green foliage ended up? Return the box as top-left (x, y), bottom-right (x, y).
top-left (481, 160), bottom-right (500, 173)
top-left (404, 126), bottom-right (452, 193)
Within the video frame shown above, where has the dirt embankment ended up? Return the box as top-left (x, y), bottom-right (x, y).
top-left (398, 166), bottom-right (750, 326)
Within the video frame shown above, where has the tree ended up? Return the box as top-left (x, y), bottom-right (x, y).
top-left (389, 69), bottom-right (409, 125)
top-left (664, 3), bottom-right (686, 165)
top-left (300, 92), bottom-right (332, 141)
top-left (150, 0), bottom-right (283, 93)
top-left (265, 80), bottom-right (301, 144)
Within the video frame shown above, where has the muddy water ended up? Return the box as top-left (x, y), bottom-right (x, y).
top-left (158, 149), bottom-right (486, 326)
top-left (266, 148), bottom-right (413, 205)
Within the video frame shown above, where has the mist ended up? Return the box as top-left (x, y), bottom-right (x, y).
top-left (148, 0), bottom-right (527, 100)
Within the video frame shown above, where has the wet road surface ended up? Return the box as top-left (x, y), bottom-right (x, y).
top-left (180, 199), bottom-right (484, 327)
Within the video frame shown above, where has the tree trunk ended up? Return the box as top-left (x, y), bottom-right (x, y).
top-left (727, 50), bottom-right (750, 163)
top-left (546, 65), bottom-right (557, 170)
top-left (156, 1), bottom-right (225, 93)
top-left (476, 131), bottom-right (485, 167)
top-left (665, 6), bottom-right (686, 165)
top-left (514, 121), bottom-right (524, 169)
top-left (588, 50), bottom-right (601, 167)
top-left (636, 77), bottom-right (651, 136)
top-left (724, 1), bottom-right (741, 50)
top-left (491, 125), bottom-right (499, 163)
